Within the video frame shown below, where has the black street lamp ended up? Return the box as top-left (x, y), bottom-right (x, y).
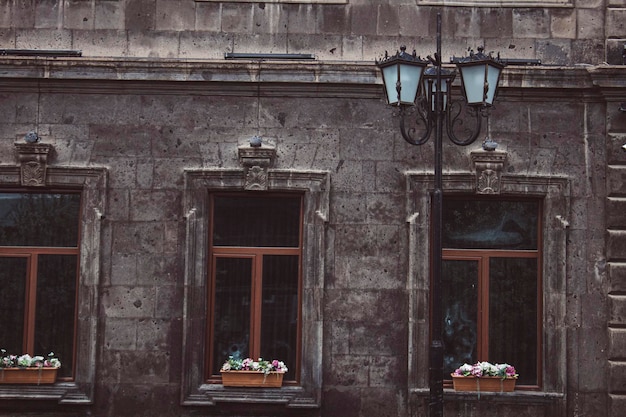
top-left (376, 13), bottom-right (505, 417)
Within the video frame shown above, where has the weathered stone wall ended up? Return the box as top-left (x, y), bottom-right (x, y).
top-left (0, 0), bottom-right (611, 65)
top-left (0, 57), bottom-right (618, 417)
top-left (0, 0), bottom-right (623, 416)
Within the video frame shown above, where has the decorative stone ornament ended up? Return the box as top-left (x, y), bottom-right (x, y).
top-left (238, 141), bottom-right (276, 191)
top-left (471, 149), bottom-right (507, 194)
top-left (15, 142), bottom-right (53, 187)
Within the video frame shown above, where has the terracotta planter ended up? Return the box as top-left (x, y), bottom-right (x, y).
top-left (0, 367), bottom-right (58, 384)
top-left (220, 371), bottom-right (284, 388)
top-left (451, 374), bottom-right (516, 392)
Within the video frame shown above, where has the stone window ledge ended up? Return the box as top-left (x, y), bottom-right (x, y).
top-left (411, 387), bottom-right (564, 406)
top-left (183, 384), bottom-right (319, 408)
top-left (0, 382), bottom-right (91, 404)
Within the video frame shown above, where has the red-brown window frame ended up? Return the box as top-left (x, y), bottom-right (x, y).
top-left (0, 190), bottom-right (82, 381)
top-left (205, 193), bottom-right (304, 383)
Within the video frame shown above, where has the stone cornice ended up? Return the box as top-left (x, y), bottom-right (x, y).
top-left (1, 57), bottom-right (625, 99)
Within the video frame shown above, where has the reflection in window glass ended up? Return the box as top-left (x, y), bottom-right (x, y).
top-left (212, 257), bottom-right (252, 375)
top-left (0, 257), bottom-right (27, 354)
top-left (261, 255), bottom-right (298, 381)
top-left (212, 196), bottom-right (300, 247)
top-left (489, 257), bottom-right (537, 385)
top-left (0, 193), bottom-right (81, 247)
top-left (442, 260), bottom-right (478, 377)
top-left (443, 199), bottom-right (538, 250)
top-left (35, 254), bottom-right (77, 378)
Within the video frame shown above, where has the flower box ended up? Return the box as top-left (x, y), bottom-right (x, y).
top-left (220, 370), bottom-right (284, 388)
top-left (451, 374), bottom-right (516, 392)
top-left (0, 367), bottom-right (58, 384)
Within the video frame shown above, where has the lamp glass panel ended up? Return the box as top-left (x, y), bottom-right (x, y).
top-left (424, 77), bottom-right (450, 112)
top-left (381, 64), bottom-right (400, 105)
top-left (398, 63), bottom-right (423, 105)
top-left (459, 64), bottom-right (486, 105)
top-left (485, 64), bottom-right (502, 105)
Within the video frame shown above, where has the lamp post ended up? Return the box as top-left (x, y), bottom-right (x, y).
top-left (376, 13), bottom-right (504, 417)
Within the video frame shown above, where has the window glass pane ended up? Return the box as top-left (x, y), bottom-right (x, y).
top-left (212, 257), bottom-right (252, 375)
top-left (0, 257), bottom-right (27, 354)
top-left (212, 195), bottom-right (300, 247)
top-left (489, 257), bottom-right (538, 385)
top-left (261, 255), bottom-right (298, 381)
top-left (35, 255), bottom-right (77, 378)
top-left (442, 259), bottom-right (478, 376)
top-left (0, 193), bottom-right (81, 247)
top-left (443, 199), bottom-right (538, 250)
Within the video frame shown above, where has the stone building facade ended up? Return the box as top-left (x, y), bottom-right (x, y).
top-left (0, 1), bottom-right (625, 417)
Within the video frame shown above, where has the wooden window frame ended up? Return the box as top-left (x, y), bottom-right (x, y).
top-left (206, 193), bottom-right (304, 383)
top-left (442, 249), bottom-right (543, 389)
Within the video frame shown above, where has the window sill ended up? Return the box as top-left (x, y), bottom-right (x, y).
top-left (183, 384), bottom-right (319, 408)
top-left (411, 387), bottom-right (563, 406)
top-left (0, 382), bottom-right (92, 404)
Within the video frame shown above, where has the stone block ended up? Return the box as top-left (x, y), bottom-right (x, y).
top-left (351, 4), bottom-right (378, 36)
top-left (326, 354), bottom-right (370, 386)
top-left (320, 5), bottom-right (349, 35)
top-left (377, 4), bottom-right (399, 36)
top-left (286, 3), bottom-right (319, 35)
top-left (135, 318), bottom-right (170, 351)
top-left (536, 39), bottom-right (572, 66)
top-left (452, 7), bottom-right (480, 39)
top-left (577, 8), bottom-right (605, 39)
top-left (112, 221), bottom-right (165, 254)
top-left (609, 394), bottom-right (626, 417)
top-left (609, 294), bottom-right (626, 326)
top-left (233, 33), bottom-right (287, 54)
top-left (35, 0), bottom-right (61, 29)
top-left (608, 360), bottom-right (626, 392)
top-left (64, 0), bottom-right (94, 30)
top-left (606, 38), bottom-right (626, 65)
top-left (608, 165), bottom-right (626, 196)
top-left (15, 28), bottom-right (72, 49)
top-left (221, 3), bottom-right (253, 33)
top-left (180, 31), bottom-right (232, 59)
top-left (102, 285), bottom-right (157, 318)
top-left (252, 3), bottom-right (288, 35)
top-left (194, 1), bottom-right (220, 31)
top-left (104, 317), bottom-right (137, 350)
top-left (155, 0), bottom-right (195, 31)
top-left (322, 388), bottom-right (360, 417)
top-left (95, 0), bottom-right (125, 30)
top-left (127, 30), bottom-right (179, 57)
top-left (130, 190), bottom-right (181, 222)
top-left (0, 1), bottom-right (12, 29)
top-left (513, 8), bottom-right (550, 39)
top-left (551, 8), bottom-right (576, 39)
top-left (608, 328), bottom-right (626, 360)
top-left (348, 322), bottom-right (405, 356)
top-left (606, 7), bottom-right (626, 39)
top-left (325, 289), bottom-right (406, 324)
top-left (12, 0), bottom-right (36, 29)
top-left (571, 38), bottom-right (605, 65)
top-left (125, 0), bottom-right (156, 31)
top-left (72, 29), bottom-right (128, 57)
top-left (608, 198), bottom-right (626, 229)
top-left (481, 8), bottom-right (513, 38)
top-left (361, 387), bottom-right (402, 415)
top-left (608, 262), bottom-right (626, 292)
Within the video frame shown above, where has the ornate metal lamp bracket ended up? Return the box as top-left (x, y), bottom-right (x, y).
top-left (471, 149), bottom-right (507, 194)
top-left (14, 142), bottom-right (54, 187)
top-left (238, 142), bottom-right (276, 190)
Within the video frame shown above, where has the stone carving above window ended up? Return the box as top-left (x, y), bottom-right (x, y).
top-left (14, 142), bottom-right (53, 187)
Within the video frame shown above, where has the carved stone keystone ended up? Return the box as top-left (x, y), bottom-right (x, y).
top-left (15, 142), bottom-right (53, 187)
top-left (471, 150), bottom-right (507, 194)
top-left (238, 144), bottom-right (276, 190)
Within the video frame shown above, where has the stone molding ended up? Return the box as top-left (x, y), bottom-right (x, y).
top-left (471, 150), bottom-right (507, 194)
top-left (181, 168), bottom-right (329, 409)
top-left (238, 144), bottom-right (276, 191)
